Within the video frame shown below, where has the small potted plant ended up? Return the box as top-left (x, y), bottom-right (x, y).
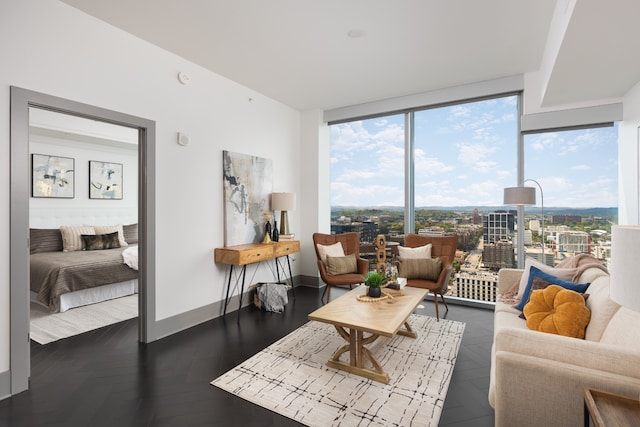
top-left (364, 271), bottom-right (384, 298)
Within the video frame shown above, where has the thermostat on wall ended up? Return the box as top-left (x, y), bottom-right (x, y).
top-left (177, 132), bottom-right (189, 146)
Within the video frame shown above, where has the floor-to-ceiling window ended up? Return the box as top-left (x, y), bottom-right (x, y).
top-left (329, 94), bottom-right (618, 304)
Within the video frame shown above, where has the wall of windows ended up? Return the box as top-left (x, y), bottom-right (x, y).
top-left (329, 94), bottom-right (618, 303)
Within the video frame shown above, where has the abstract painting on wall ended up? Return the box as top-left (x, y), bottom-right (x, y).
top-left (223, 150), bottom-right (273, 246)
top-left (31, 153), bottom-right (75, 198)
top-left (89, 160), bottom-right (123, 200)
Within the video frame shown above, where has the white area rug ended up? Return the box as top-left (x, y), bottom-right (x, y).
top-left (30, 295), bottom-right (138, 345)
top-left (212, 314), bottom-right (465, 427)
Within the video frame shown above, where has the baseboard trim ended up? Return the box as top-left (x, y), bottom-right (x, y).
top-left (0, 370), bottom-right (10, 401)
top-left (153, 275), bottom-right (320, 341)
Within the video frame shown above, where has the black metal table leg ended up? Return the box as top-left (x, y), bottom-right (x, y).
top-left (237, 265), bottom-right (247, 323)
top-left (223, 264), bottom-right (234, 317)
top-left (286, 254), bottom-right (295, 299)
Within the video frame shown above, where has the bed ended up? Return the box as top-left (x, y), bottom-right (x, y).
top-left (30, 223), bottom-right (139, 312)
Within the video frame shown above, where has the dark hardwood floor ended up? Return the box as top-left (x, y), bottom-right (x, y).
top-left (0, 286), bottom-right (495, 426)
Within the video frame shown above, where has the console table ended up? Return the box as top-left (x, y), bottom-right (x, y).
top-left (215, 240), bottom-right (300, 320)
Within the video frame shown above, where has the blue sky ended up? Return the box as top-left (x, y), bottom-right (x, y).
top-left (330, 96), bottom-right (618, 209)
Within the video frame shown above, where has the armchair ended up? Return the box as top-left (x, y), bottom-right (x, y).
top-left (313, 232), bottom-right (368, 303)
top-left (397, 234), bottom-right (458, 321)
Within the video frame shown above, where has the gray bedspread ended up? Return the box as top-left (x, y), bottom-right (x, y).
top-left (30, 247), bottom-right (138, 312)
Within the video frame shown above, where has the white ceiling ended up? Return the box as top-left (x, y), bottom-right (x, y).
top-left (59, 0), bottom-right (640, 111)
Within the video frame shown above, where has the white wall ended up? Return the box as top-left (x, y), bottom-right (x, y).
top-left (620, 81), bottom-right (640, 224)
top-left (29, 134), bottom-right (138, 227)
top-left (0, 0), bottom-right (300, 375)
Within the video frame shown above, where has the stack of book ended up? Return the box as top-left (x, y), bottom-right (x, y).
top-left (279, 234), bottom-right (296, 241)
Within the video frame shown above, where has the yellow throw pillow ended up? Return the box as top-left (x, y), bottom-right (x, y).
top-left (523, 285), bottom-right (591, 339)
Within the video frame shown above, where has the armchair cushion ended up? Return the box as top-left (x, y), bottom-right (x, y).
top-left (398, 256), bottom-right (442, 281)
top-left (515, 266), bottom-right (589, 311)
top-left (316, 242), bottom-right (345, 264)
top-left (523, 285), bottom-right (591, 339)
top-left (326, 254), bottom-right (358, 276)
top-left (398, 243), bottom-right (431, 259)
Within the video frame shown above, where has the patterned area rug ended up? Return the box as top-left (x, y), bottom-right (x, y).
top-left (30, 295), bottom-right (138, 345)
top-left (211, 314), bottom-right (465, 426)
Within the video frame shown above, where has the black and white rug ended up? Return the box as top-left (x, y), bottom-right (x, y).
top-left (212, 314), bottom-right (465, 426)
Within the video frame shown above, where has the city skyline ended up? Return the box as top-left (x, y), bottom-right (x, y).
top-left (330, 95), bottom-right (618, 209)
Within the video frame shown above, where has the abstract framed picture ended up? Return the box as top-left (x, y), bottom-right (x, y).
top-left (31, 153), bottom-right (75, 198)
top-left (222, 150), bottom-right (273, 246)
top-left (89, 160), bottom-right (123, 200)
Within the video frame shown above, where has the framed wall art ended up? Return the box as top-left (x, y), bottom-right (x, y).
top-left (31, 153), bottom-right (75, 198)
top-left (89, 160), bottom-right (123, 199)
top-left (222, 150), bottom-right (273, 246)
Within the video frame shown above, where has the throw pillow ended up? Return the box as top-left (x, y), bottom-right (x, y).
top-left (93, 224), bottom-right (128, 247)
top-left (29, 228), bottom-right (63, 254)
top-left (316, 242), bottom-right (345, 264)
top-left (523, 285), bottom-right (591, 339)
top-left (81, 232), bottom-right (121, 251)
top-left (516, 257), bottom-right (579, 299)
top-left (123, 223), bottom-right (138, 244)
top-left (397, 243), bottom-right (432, 259)
top-left (60, 225), bottom-right (95, 252)
top-left (325, 254), bottom-right (358, 275)
top-left (514, 265), bottom-right (590, 311)
top-left (397, 257), bottom-right (442, 281)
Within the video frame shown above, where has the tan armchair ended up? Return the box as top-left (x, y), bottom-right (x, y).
top-left (397, 234), bottom-right (458, 321)
top-left (313, 232), bottom-right (368, 303)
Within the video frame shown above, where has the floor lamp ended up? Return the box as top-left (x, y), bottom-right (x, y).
top-left (503, 185), bottom-right (536, 267)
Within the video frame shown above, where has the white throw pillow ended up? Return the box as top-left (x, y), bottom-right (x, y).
top-left (516, 257), bottom-right (578, 298)
top-left (60, 225), bottom-right (95, 252)
top-left (93, 224), bottom-right (128, 247)
top-left (398, 243), bottom-right (432, 259)
top-left (316, 242), bottom-right (345, 264)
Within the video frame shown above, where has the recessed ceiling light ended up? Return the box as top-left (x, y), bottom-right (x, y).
top-left (347, 29), bottom-right (365, 38)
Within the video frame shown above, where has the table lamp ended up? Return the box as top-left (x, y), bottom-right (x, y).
top-left (271, 192), bottom-right (296, 236)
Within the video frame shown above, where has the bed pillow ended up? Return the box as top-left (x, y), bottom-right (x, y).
top-left (60, 226), bottom-right (96, 252)
top-left (398, 244), bottom-right (432, 259)
top-left (316, 242), bottom-right (345, 264)
top-left (514, 265), bottom-right (590, 311)
top-left (516, 257), bottom-right (578, 299)
top-left (93, 224), bottom-right (128, 247)
top-left (397, 257), bottom-right (442, 281)
top-left (326, 254), bottom-right (358, 275)
top-left (30, 228), bottom-right (63, 254)
top-left (81, 232), bottom-right (121, 251)
top-left (123, 223), bottom-right (138, 244)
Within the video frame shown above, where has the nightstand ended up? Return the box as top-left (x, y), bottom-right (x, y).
top-left (583, 388), bottom-right (640, 427)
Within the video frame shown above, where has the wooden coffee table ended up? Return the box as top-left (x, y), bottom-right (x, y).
top-left (308, 285), bottom-right (429, 384)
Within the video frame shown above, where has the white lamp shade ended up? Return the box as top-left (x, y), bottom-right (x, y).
top-left (610, 225), bottom-right (640, 312)
top-left (271, 192), bottom-right (296, 211)
top-left (504, 186), bottom-right (536, 205)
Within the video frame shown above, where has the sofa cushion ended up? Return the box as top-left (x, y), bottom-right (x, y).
top-left (600, 307), bottom-right (640, 352)
top-left (583, 276), bottom-right (620, 342)
top-left (325, 254), bottom-right (358, 275)
top-left (514, 266), bottom-right (590, 311)
top-left (524, 285), bottom-right (591, 339)
top-left (516, 257), bottom-right (578, 299)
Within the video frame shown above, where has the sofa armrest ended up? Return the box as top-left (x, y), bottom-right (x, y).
top-left (497, 268), bottom-right (522, 294)
top-left (494, 349), bottom-right (640, 427)
top-left (495, 327), bottom-right (640, 378)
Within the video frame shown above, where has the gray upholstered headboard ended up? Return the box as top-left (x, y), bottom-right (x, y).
top-left (30, 206), bottom-right (137, 228)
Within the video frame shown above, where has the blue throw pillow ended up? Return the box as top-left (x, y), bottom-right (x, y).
top-left (514, 265), bottom-right (590, 311)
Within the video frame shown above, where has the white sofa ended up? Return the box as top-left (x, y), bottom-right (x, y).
top-left (489, 265), bottom-right (640, 427)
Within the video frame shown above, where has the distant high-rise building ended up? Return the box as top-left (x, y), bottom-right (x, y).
top-left (453, 272), bottom-right (498, 302)
top-left (557, 231), bottom-right (591, 254)
top-left (472, 208), bottom-right (482, 225)
top-left (482, 241), bottom-right (516, 270)
top-left (483, 211), bottom-right (514, 244)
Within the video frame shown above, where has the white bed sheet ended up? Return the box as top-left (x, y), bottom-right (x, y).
top-left (31, 279), bottom-right (139, 313)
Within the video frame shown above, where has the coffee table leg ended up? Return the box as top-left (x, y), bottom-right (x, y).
top-left (397, 321), bottom-right (418, 339)
top-left (328, 326), bottom-right (390, 384)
